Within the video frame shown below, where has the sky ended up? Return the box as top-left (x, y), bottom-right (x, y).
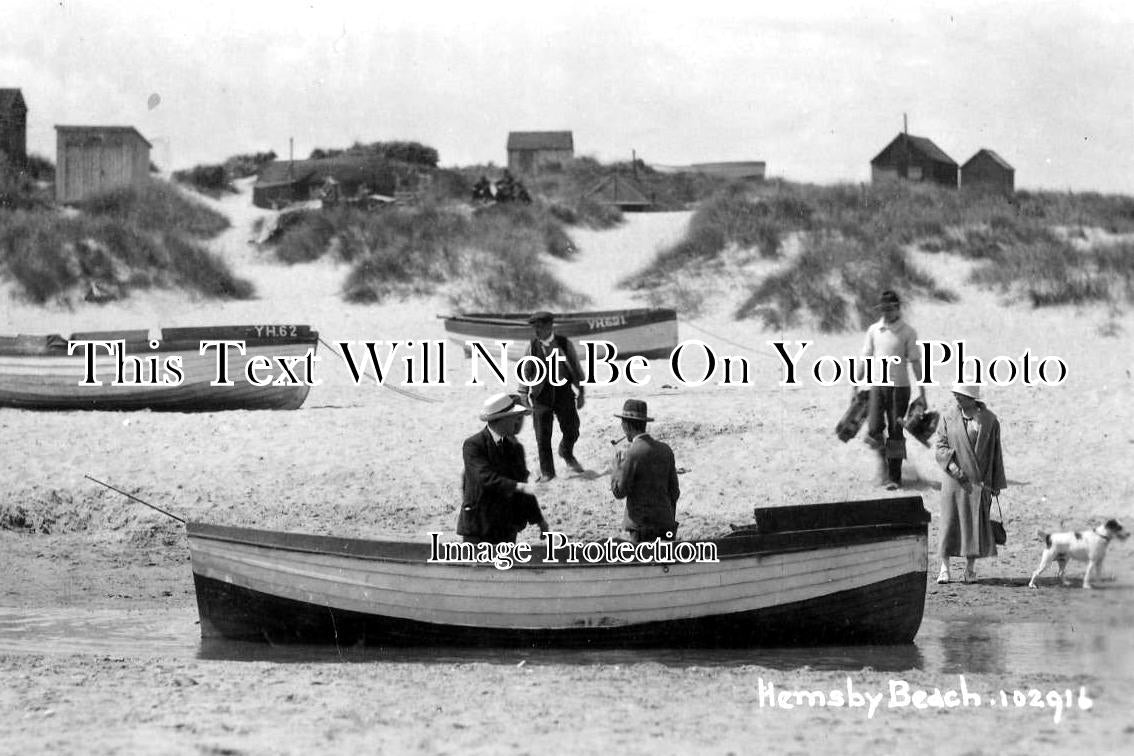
top-left (3, 0), bottom-right (1133, 194)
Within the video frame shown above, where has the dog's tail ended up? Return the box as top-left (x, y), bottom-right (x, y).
top-left (1036, 529), bottom-right (1050, 546)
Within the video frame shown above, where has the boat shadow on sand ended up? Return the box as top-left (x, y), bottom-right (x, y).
top-left (197, 637), bottom-right (928, 672)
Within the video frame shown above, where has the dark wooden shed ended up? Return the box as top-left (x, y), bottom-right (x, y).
top-left (252, 156), bottom-right (396, 209)
top-left (870, 133), bottom-right (958, 189)
top-left (55, 125), bottom-right (151, 204)
top-left (961, 149), bottom-right (1014, 194)
top-left (0, 88), bottom-right (28, 169)
top-left (507, 131), bottom-right (574, 175)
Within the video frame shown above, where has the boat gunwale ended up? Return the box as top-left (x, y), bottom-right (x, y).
top-left (440, 308), bottom-right (676, 329)
top-left (187, 523), bottom-right (929, 569)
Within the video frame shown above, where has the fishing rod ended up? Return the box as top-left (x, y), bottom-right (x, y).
top-left (84, 474), bottom-right (186, 524)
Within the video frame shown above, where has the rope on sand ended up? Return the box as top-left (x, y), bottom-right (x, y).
top-left (680, 320), bottom-right (780, 360)
top-left (318, 337), bottom-right (442, 404)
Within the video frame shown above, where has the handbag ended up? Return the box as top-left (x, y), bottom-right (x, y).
top-left (991, 495), bottom-right (1007, 545)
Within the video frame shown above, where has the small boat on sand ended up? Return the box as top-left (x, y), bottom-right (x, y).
top-left (0, 324), bottom-right (318, 411)
top-left (188, 496), bottom-right (930, 648)
top-left (439, 308), bottom-right (678, 361)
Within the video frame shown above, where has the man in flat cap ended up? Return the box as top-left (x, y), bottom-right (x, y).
top-left (610, 399), bottom-right (680, 543)
top-left (518, 311), bottom-right (586, 481)
top-left (856, 289), bottom-right (926, 490)
top-left (457, 393), bottom-right (550, 544)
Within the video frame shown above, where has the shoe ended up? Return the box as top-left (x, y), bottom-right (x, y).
top-left (936, 565), bottom-right (950, 584)
top-left (884, 481), bottom-right (900, 491)
top-left (535, 473), bottom-right (556, 483)
top-left (561, 456), bottom-right (584, 474)
top-left (962, 569), bottom-right (977, 584)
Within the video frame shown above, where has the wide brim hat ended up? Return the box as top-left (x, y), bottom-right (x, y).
top-left (480, 393), bottom-right (531, 421)
top-left (613, 399), bottom-right (653, 422)
top-left (527, 310), bottom-right (554, 324)
top-left (951, 383), bottom-right (983, 402)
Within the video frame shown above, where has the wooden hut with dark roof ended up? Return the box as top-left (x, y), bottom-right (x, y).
top-left (55, 125), bottom-right (152, 204)
top-left (0, 88), bottom-right (28, 168)
top-left (870, 133), bottom-right (958, 189)
top-left (506, 131), bottom-right (574, 175)
top-left (584, 174), bottom-right (653, 212)
top-left (252, 156), bottom-right (396, 209)
top-left (961, 149), bottom-right (1014, 194)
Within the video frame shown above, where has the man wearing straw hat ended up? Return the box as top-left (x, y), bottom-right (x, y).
top-left (610, 399), bottom-right (681, 543)
top-left (518, 311), bottom-right (586, 481)
top-left (857, 289), bottom-right (926, 490)
top-left (457, 393), bottom-right (550, 544)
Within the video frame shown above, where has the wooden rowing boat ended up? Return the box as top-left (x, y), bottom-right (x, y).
top-left (439, 308), bottom-right (679, 361)
top-left (0, 324), bottom-right (318, 411)
top-left (188, 496), bottom-right (930, 648)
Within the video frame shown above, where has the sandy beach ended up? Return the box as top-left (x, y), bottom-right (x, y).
top-left (2, 182), bottom-right (1133, 754)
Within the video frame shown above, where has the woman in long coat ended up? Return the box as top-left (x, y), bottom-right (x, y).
top-left (934, 383), bottom-right (1007, 584)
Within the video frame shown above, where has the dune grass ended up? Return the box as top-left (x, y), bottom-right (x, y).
top-left (0, 179), bottom-right (252, 304)
top-left (79, 178), bottom-right (231, 238)
top-left (267, 199), bottom-right (585, 309)
top-left (624, 179), bottom-right (1134, 331)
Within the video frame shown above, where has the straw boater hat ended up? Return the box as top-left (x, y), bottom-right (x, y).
top-left (527, 311), bottom-right (554, 324)
top-left (480, 393), bottom-right (531, 421)
top-left (951, 383), bottom-right (983, 403)
top-left (613, 399), bottom-right (654, 423)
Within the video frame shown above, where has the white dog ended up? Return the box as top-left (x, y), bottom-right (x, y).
top-left (1028, 519), bottom-right (1129, 589)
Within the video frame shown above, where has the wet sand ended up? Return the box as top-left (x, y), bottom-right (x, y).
top-left (2, 184), bottom-right (1133, 753)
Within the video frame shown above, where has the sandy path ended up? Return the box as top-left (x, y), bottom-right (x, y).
top-left (549, 212), bottom-right (692, 308)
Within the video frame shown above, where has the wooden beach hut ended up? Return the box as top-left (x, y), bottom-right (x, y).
top-left (506, 131), bottom-right (574, 175)
top-left (961, 149), bottom-right (1014, 194)
top-left (870, 133), bottom-right (958, 189)
top-left (54, 125), bottom-right (152, 204)
top-left (0, 88), bottom-right (28, 168)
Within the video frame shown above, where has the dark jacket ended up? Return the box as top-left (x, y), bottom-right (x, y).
top-left (611, 433), bottom-right (680, 537)
top-left (457, 427), bottom-right (540, 542)
top-left (518, 334), bottom-right (584, 404)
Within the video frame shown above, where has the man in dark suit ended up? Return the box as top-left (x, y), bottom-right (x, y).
top-left (518, 311), bottom-right (586, 481)
top-left (610, 399), bottom-right (680, 543)
top-left (457, 393), bottom-right (550, 544)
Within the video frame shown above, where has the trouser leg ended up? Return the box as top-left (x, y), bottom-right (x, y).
top-left (555, 390), bottom-right (581, 460)
top-left (885, 386), bottom-right (911, 484)
top-left (531, 402), bottom-right (556, 476)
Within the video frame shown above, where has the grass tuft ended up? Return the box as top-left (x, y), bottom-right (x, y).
top-left (0, 179), bottom-right (251, 303)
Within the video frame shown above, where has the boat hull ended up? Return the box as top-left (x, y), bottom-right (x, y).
top-left (441, 308), bottom-right (678, 361)
top-left (188, 496), bottom-right (929, 648)
top-left (193, 570), bottom-right (925, 648)
top-left (0, 325), bottom-right (317, 411)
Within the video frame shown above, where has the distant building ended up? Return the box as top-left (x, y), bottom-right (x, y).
top-left (690, 161), bottom-right (766, 182)
top-left (584, 174), bottom-right (652, 211)
top-left (252, 156), bottom-right (397, 209)
top-left (506, 131), bottom-right (574, 175)
top-left (961, 149), bottom-right (1014, 194)
top-left (0, 88), bottom-right (28, 168)
top-left (870, 133), bottom-right (958, 189)
top-left (55, 125), bottom-right (152, 203)
top-left (648, 160), bottom-right (766, 183)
